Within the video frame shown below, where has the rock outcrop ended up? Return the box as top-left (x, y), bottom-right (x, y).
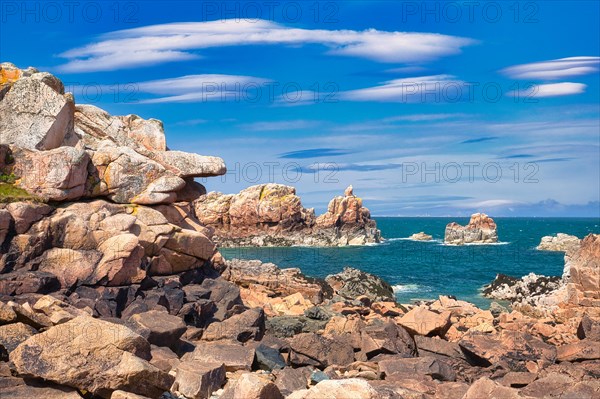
top-left (537, 233), bottom-right (581, 252)
top-left (444, 213), bottom-right (498, 245)
top-left (408, 232), bottom-right (433, 241)
top-left (0, 62), bottom-right (226, 205)
top-left (195, 184), bottom-right (381, 247)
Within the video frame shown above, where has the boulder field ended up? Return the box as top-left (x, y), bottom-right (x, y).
top-left (0, 62), bottom-right (599, 398)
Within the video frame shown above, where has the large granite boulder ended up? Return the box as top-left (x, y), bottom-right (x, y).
top-left (11, 316), bottom-right (173, 398)
top-left (0, 63), bottom-right (74, 151)
top-left (10, 146), bottom-right (89, 201)
top-left (444, 213), bottom-right (498, 245)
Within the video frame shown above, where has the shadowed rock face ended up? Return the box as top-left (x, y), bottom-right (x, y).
top-left (444, 213), bottom-right (498, 245)
top-left (194, 184), bottom-right (381, 247)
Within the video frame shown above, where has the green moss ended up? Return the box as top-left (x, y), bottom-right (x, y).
top-left (0, 183), bottom-right (43, 203)
top-left (0, 173), bottom-right (16, 184)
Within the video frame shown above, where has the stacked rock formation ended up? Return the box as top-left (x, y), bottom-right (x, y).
top-left (0, 62), bottom-right (225, 205)
top-left (444, 213), bottom-right (498, 245)
top-left (195, 184), bottom-right (381, 246)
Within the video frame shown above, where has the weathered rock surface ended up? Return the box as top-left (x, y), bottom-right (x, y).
top-left (564, 234), bottom-right (600, 307)
top-left (537, 233), bottom-right (581, 253)
top-left (195, 185), bottom-right (381, 247)
top-left (0, 64), bottom-right (225, 206)
top-left (223, 259), bottom-right (331, 304)
top-left (0, 63), bottom-right (74, 151)
top-left (325, 267), bottom-right (394, 302)
top-left (444, 213), bottom-right (498, 245)
top-left (171, 361), bottom-right (225, 399)
top-left (11, 316), bottom-right (173, 398)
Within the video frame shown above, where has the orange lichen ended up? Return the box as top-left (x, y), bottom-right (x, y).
top-left (0, 67), bottom-right (21, 86)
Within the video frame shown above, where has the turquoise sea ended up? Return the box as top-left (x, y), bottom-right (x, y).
top-left (221, 218), bottom-right (600, 308)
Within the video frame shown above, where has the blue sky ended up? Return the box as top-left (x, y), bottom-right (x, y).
top-left (2, 1), bottom-right (599, 216)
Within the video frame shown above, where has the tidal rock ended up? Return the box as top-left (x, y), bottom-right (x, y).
top-left (11, 316), bottom-right (173, 398)
top-left (170, 361), bottom-right (226, 399)
top-left (444, 213), bottom-right (498, 245)
top-left (325, 267), bottom-right (394, 302)
top-left (223, 259), bottom-right (331, 304)
top-left (408, 232), bottom-right (433, 241)
top-left (195, 185), bottom-right (381, 247)
top-left (482, 273), bottom-right (562, 307)
top-left (537, 233), bottom-right (581, 253)
top-left (0, 67), bottom-right (74, 151)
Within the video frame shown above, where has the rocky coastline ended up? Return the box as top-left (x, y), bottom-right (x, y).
top-left (0, 62), bottom-right (599, 399)
top-left (195, 184), bottom-right (382, 247)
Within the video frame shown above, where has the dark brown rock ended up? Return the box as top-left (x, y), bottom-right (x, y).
top-left (289, 332), bottom-right (355, 368)
top-left (170, 360), bottom-right (225, 399)
top-left (577, 314), bottom-right (600, 341)
top-left (183, 341), bottom-right (255, 372)
top-left (128, 309), bottom-right (186, 350)
top-left (360, 321), bottom-right (417, 360)
top-left (0, 322), bottom-right (37, 353)
top-left (378, 356), bottom-right (456, 382)
top-left (202, 307), bottom-right (265, 343)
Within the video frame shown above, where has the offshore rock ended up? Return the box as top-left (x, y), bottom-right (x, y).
top-left (444, 213), bottom-right (498, 245)
top-left (195, 184), bottom-right (381, 247)
top-left (537, 233), bottom-right (581, 253)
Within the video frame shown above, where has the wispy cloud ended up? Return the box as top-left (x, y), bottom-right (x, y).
top-left (507, 82), bottom-right (587, 98)
top-left (279, 148), bottom-right (353, 159)
top-left (460, 136), bottom-right (498, 144)
top-left (57, 19), bottom-right (475, 72)
top-left (339, 75), bottom-right (467, 102)
top-left (303, 162), bottom-right (403, 173)
top-left (107, 74), bottom-right (270, 103)
top-left (502, 56), bottom-right (600, 80)
top-left (240, 120), bottom-right (322, 132)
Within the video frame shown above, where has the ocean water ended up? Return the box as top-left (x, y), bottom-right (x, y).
top-left (220, 218), bottom-right (600, 308)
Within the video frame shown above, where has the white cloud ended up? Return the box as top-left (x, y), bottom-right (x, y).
top-left (339, 75), bottom-right (467, 102)
top-left (57, 19), bottom-right (475, 72)
top-left (120, 74), bottom-right (271, 103)
top-left (507, 82), bottom-right (586, 98)
top-left (502, 56), bottom-right (600, 80)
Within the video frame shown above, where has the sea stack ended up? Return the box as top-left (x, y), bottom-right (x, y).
top-left (444, 213), bottom-right (498, 245)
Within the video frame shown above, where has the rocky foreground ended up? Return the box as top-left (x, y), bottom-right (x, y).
top-left (0, 62), bottom-right (599, 398)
